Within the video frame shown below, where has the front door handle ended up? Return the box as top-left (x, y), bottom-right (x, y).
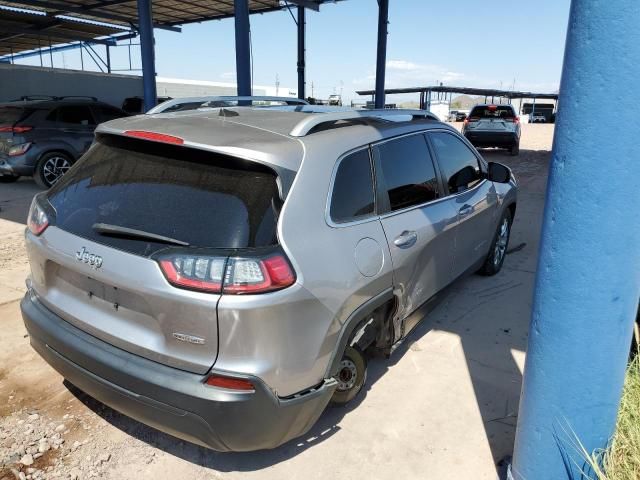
top-left (394, 230), bottom-right (418, 249)
top-left (459, 205), bottom-right (473, 217)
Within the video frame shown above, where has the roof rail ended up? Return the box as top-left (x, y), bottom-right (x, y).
top-left (11, 95), bottom-right (57, 102)
top-left (57, 96), bottom-right (98, 101)
top-left (147, 95), bottom-right (309, 114)
top-left (288, 109), bottom-right (439, 137)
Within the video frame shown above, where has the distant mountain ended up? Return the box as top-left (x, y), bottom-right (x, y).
top-left (450, 95), bottom-right (486, 110)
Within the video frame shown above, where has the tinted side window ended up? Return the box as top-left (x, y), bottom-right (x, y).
top-left (122, 98), bottom-right (143, 114)
top-left (430, 132), bottom-right (482, 194)
top-left (375, 134), bottom-right (439, 212)
top-left (330, 149), bottom-right (375, 223)
top-left (47, 106), bottom-right (95, 125)
top-left (97, 106), bottom-right (125, 122)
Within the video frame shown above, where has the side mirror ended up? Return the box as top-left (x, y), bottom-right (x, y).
top-left (487, 162), bottom-right (511, 183)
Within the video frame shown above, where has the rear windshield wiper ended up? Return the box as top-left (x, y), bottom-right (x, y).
top-left (92, 223), bottom-right (190, 246)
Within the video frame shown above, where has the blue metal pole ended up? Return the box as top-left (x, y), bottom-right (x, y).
top-left (510, 1), bottom-right (640, 478)
top-left (137, 0), bottom-right (157, 112)
top-left (234, 0), bottom-right (251, 97)
top-left (374, 0), bottom-right (388, 109)
top-left (297, 6), bottom-right (306, 100)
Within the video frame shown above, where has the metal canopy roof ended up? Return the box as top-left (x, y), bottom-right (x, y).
top-left (357, 85), bottom-right (559, 100)
top-left (0, 7), bottom-right (129, 57)
top-left (0, 0), bottom-right (333, 58)
top-left (0, 0), bottom-right (331, 29)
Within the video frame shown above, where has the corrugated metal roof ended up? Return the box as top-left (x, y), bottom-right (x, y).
top-left (0, 1), bottom-right (334, 57)
top-left (0, 7), bottom-right (127, 56)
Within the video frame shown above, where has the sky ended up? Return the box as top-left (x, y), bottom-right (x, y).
top-left (13, 0), bottom-right (572, 104)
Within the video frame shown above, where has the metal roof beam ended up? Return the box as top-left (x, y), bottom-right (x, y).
top-left (0, 0), bottom-right (179, 31)
top-left (285, 0), bottom-right (320, 11)
top-left (0, 24), bottom-right (118, 44)
top-left (0, 29), bottom-right (136, 60)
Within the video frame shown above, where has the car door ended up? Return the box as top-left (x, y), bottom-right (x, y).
top-left (373, 132), bottom-right (458, 336)
top-left (428, 130), bottom-right (499, 278)
top-left (48, 105), bottom-right (97, 156)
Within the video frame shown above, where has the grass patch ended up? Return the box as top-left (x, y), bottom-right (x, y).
top-left (586, 353), bottom-right (640, 479)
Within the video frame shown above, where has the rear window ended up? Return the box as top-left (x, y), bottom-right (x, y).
top-left (47, 135), bottom-right (282, 256)
top-left (0, 106), bottom-right (33, 125)
top-left (469, 106), bottom-right (516, 119)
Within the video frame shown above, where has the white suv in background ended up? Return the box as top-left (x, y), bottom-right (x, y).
top-left (462, 104), bottom-right (521, 155)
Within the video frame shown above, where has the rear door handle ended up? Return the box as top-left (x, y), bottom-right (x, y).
top-left (393, 230), bottom-right (418, 249)
top-left (459, 205), bottom-right (473, 217)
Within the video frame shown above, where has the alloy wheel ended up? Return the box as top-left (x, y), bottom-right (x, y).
top-left (494, 218), bottom-right (510, 266)
top-left (42, 156), bottom-right (71, 186)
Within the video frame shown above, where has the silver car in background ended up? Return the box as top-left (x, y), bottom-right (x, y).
top-left (21, 107), bottom-right (517, 451)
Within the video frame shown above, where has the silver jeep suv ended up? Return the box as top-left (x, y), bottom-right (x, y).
top-left (21, 107), bottom-right (517, 452)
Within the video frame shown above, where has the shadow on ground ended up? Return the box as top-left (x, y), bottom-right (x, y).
top-left (0, 178), bottom-right (42, 225)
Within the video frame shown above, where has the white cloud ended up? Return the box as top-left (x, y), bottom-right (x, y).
top-left (352, 59), bottom-right (467, 90)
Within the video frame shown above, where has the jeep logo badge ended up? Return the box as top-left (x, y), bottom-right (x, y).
top-left (76, 247), bottom-right (103, 269)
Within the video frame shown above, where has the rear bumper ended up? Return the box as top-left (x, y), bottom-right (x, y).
top-left (464, 130), bottom-right (518, 147)
top-left (21, 292), bottom-right (337, 452)
top-left (0, 153), bottom-right (36, 176)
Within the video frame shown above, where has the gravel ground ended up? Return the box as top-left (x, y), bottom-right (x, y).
top-left (0, 123), bottom-right (555, 480)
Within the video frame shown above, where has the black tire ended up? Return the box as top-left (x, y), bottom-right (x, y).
top-left (479, 209), bottom-right (512, 276)
top-left (510, 141), bottom-right (520, 156)
top-left (35, 152), bottom-right (73, 189)
top-left (330, 346), bottom-right (367, 406)
top-left (0, 175), bottom-right (19, 183)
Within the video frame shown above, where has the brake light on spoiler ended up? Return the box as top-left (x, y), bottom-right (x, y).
top-left (124, 130), bottom-right (184, 145)
top-left (159, 252), bottom-right (296, 295)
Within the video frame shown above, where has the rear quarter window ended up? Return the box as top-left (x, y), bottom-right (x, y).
top-left (330, 149), bottom-right (375, 223)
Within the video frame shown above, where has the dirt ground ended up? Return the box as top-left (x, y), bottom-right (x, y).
top-left (0, 123), bottom-right (555, 480)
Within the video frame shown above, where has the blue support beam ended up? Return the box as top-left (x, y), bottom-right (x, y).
top-left (234, 0), bottom-right (252, 97)
top-left (374, 0), bottom-right (389, 109)
top-left (509, 0), bottom-right (640, 478)
top-left (297, 6), bottom-right (306, 100)
top-left (137, 0), bottom-right (157, 112)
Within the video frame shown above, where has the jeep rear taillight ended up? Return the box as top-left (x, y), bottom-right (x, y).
top-left (158, 252), bottom-right (295, 295)
top-left (159, 255), bottom-right (225, 292)
top-left (27, 198), bottom-right (49, 236)
top-left (223, 255), bottom-right (295, 294)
